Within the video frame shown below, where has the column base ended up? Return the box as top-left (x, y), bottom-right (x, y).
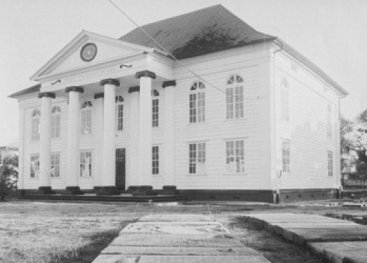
top-left (63, 186), bottom-right (84, 195)
top-left (38, 186), bottom-right (55, 195)
top-left (95, 186), bottom-right (120, 196)
top-left (132, 185), bottom-right (157, 197)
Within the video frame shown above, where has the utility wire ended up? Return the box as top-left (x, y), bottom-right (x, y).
top-left (109, 0), bottom-right (226, 95)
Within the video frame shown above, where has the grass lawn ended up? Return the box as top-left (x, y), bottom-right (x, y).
top-left (0, 200), bottom-right (364, 263)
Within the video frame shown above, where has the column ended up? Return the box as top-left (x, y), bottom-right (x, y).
top-left (99, 78), bottom-right (119, 195)
top-left (93, 93), bottom-right (104, 188)
top-left (162, 81), bottom-right (176, 186)
top-left (65, 86), bottom-right (84, 195)
top-left (128, 86), bottom-right (140, 187)
top-left (135, 71), bottom-right (156, 187)
top-left (38, 92), bottom-right (55, 194)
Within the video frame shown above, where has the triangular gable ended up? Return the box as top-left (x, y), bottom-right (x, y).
top-left (31, 30), bottom-right (154, 81)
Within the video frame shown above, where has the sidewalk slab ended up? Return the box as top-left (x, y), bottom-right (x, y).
top-left (93, 214), bottom-right (271, 263)
top-left (110, 233), bottom-right (242, 247)
top-left (247, 213), bottom-right (367, 263)
top-left (102, 246), bottom-right (259, 256)
top-left (121, 222), bottom-right (227, 235)
top-left (309, 241), bottom-right (367, 263)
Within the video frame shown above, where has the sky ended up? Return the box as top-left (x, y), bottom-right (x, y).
top-left (0, 0), bottom-right (366, 145)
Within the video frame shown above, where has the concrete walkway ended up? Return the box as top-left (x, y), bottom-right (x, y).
top-left (247, 213), bottom-right (367, 263)
top-left (93, 214), bottom-right (270, 263)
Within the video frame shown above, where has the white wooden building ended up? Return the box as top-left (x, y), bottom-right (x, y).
top-left (10, 5), bottom-right (347, 202)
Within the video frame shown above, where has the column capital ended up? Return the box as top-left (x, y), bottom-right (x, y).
top-left (128, 86), bottom-right (140, 93)
top-left (135, 70), bottom-right (156, 80)
top-left (162, 80), bottom-right (176, 88)
top-left (38, 92), bottom-right (56, 99)
top-left (100, 78), bottom-right (120, 87)
top-left (94, 93), bottom-right (104, 99)
top-left (65, 86), bottom-right (84, 93)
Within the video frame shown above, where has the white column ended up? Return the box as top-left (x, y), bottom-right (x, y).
top-left (38, 92), bottom-right (55, 193)
top-left (135, 71), bottom-right (156, 186)
top-left (93, 93), bottom-right (104, 187)
top-left (100, 79), bottom-right (119, 192)
top-left (162, 81), bottom-right (176, 186)
top-left (128, 86), bottom-right (140, 186)
top-left (65, 87), bottom-right (83, 193)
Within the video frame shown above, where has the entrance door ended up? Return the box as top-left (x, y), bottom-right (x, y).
top-left (115, 148), bottom-right (126, 190)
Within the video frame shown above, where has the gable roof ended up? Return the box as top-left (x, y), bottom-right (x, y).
top-left (120, 5), bottom-right (276, 59)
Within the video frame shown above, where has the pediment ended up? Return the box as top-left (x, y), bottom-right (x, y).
top-left (31, 30), bottom-right (153, 81)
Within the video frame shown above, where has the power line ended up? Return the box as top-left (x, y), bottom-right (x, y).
top-left (109, 0), bottom-right (226, 95)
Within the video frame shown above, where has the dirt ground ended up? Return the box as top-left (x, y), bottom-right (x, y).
top-left (0, 200), bottom-right (365, 263)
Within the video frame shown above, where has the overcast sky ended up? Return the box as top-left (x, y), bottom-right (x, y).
top-left (0, 0), bottom-right (366, 145)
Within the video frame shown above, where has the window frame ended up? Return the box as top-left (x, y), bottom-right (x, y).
top-left (226, 75), bottom-right (244, 120)
top-left (189, 81), bottom-right (205, 123)
top-left (81, 101), bottom-right (92, 135)
top-left (327, 150), bottom-right (333, 177)
top-left (30, 153), bottom-right (40, 178)
top-left (188, 142), bottom-right (206, 175)
top-left (225, 139), bottom-right (245, 174)
top-left (281, 139), bottom-right (291, 174)
top-left (152, 90), bottom-right (159, 127)
top-left (281, 78), bottom-right (290, 122)
top-left (115, 96), bottom-right (124, 132)
top-left (80, 150), bottom-right (93, 177)
top-left (152, 145), bottom-right (159, 175)
top-left (51, 152), bottom-right (60, 178)
top-left (51, 106), bottom-right (61, 139)
top-left (31, 109), bottom-right (41, 141)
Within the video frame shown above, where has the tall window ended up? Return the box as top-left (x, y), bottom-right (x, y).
top-left (80, 151), bottom-right (92, 177)
top-left (51, 153), bottom-right (60, 177)
top-left (281, 78), bottom-right (290, 122)
top-left (51, 106), bottom-right (61, 138)
top-left (189, 81), bottom-right (205, 123)
top-left (226, 140), bottom-right (244, 173)
top-left (327, 151), bottom-right (333, 177)
top-left (152, 146), bottom-right (159, 175)
top-left (152, 90), bottom-right (159, 127)
top-left (30, 153), bottom-right (40, 178)
top-left (226, 75), bottom-right (244, 119)
top-left (115, 96), bottom-right (124, 131)
top-left (327, 105), bottom-right (332, 138)
top-left (189, 142), bottom-right (206, 174)
top-left (81, 101), bottom-right (92, 135)
top-left (281, 140), bottom-right (290, 173)
top-left (31, 109), bottom-right (41, 140)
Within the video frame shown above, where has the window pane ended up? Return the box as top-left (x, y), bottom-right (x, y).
top-left (152, 146), bottom-right (159, 174)
top-left (116, 104), bottom-right (124, 131)
top-left (30, 154), bottom-right (40, 178)
top-left (152, 99), bottom-right (159, 127)
top-left (189, 94), bottom-right (196, 123)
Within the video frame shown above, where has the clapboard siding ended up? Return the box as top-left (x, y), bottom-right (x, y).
top-left (273, 51), bottom-right (341, 190)
top-left (172, 45), bottom-right (272, 190)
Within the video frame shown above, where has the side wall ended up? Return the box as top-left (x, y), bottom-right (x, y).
top-left (272, 49), bottom-right (341, 196)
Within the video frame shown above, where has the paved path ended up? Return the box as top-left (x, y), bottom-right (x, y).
top-left (93, 214), bottom-right (270, 263)
top-left (247, 213), bottom-right (367, 263)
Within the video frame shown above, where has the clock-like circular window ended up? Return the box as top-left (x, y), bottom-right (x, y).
top-left (80, 43), bottom-right (97, 62)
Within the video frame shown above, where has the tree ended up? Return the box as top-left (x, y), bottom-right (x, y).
top-left (0, 154), bottom-right (18, 201)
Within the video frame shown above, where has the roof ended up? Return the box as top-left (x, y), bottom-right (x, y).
top-left (9, 84), bottom-right (40, 98)
top-left (120, 5), bottom-right (276, 59)
top-left (10, 5), bottom-right (347, 98)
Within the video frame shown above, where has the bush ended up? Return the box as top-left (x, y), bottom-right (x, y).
top-left (0, 154), bottom-right (18, 201)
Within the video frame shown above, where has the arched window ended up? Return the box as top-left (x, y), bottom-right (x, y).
top-left (152, 89), bottom-right (159, 127)
top-left (189, 81), bottom-right (205, 123)
top-left (281, 78), bottom-right (290, 122)
top-left (81, 101), bottom-right (92, 135)
top-left (226, 75), bottom-right (244, 119)
top-left (115, 96), bottom-right (124, 131)
top-left (51, 106), bottom-right (61, 138)
top-left (31, 109), bottom-right (41, 140)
